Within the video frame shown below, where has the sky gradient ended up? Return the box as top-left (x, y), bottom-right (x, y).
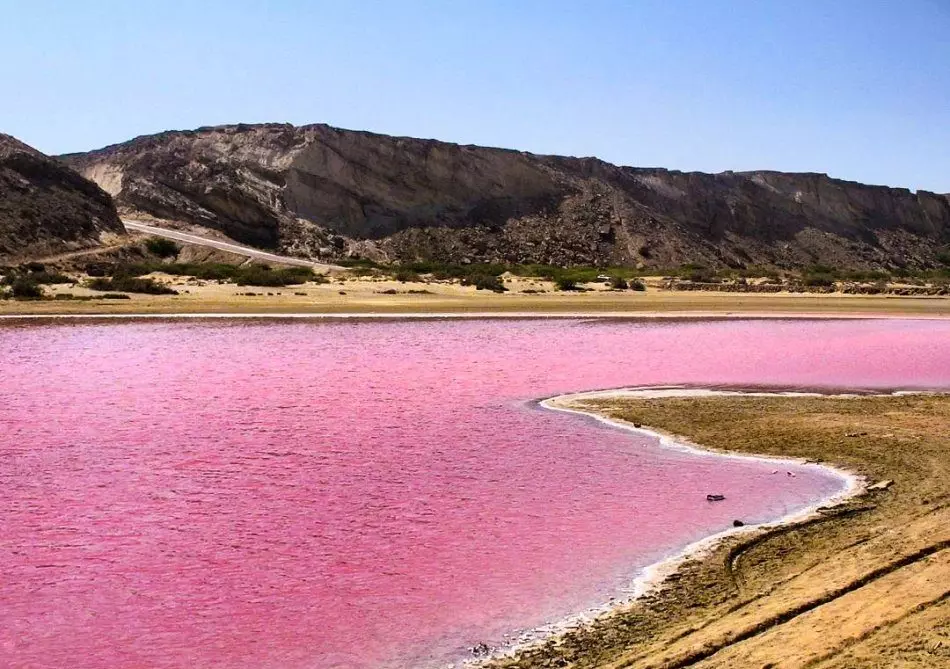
top-left (1, 0), bottom-right (947, 192)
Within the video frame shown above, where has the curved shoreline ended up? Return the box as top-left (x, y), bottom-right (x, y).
top-left (466, 386), bottom-right (880, 668)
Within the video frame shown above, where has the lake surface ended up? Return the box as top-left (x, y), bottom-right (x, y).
top-left (2, 317), bottom-right (949, 668)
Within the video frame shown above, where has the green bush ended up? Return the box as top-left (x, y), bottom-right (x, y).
top-left (233, 266), bottom-right (314, 287)
top-left (806, 263), bottom-right (838, 277)
top-left (609, 276), bottom-right (628, 290)
top-left (11, 278), bottom-right (43, 299)
top-left (88, 277), bottom-right (178, 295)
top-left (555, 277), bottom-right (582, 291)
top-left (101, 261), bottom-right (317, 287)
top-left (82, 262), bottom-right (111, 277)
top-left (803, 274), bottom-right (836, 287)
top-left (28, 271), bottom-right (71, 284)
top-left (462, 273), bottom-right (507, 292)
top-left (402, 261), bottom-right (507, 283)
top-left (684, 268), bottom-right (716, 283)
top-left (144, 237), bottom-right (181, 258)
top-left (628, 278), bottom-right (647, 291)
top-left (1, 268), bottom-right (71, 285)
top-left (394, 269), bottom-right (423, 283)
top-left (109, 262), bottom-right (157, 279)
top-left (337, 258), bottom-right (383, 269)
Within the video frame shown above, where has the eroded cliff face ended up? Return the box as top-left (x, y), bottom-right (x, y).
top-left (0, 134), bottom-right (125, 260)
top-left (63, 123), bottom-right (950, 269)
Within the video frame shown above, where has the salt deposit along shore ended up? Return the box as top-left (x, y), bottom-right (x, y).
top-left (479, 389), bottom-right (950, 669)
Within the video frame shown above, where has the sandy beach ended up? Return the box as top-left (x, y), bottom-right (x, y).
top-left (2, 272), bottom-right (950, 318)
top-left (485, 390), bottom-right (950, 668)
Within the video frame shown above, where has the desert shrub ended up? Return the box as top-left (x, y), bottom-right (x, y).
top-left (555, 277), bottom-right (581, 291)
top-left (144, 237), bottom-right (181, 258)
top-left (628, 278), bottom-right (647, 291)
top-left (103, 261), bottom-right (317, 286)
top-left (168, 263), bottom-right (237, 281)
top-left (462, 273), bottom-right (507, 293)
top-left (2, 267), bottom-right (70, 285)
top-left (511, 265), bottom-right (606, 285)
top-left (337, 258), bottom-right (383, 269)
top-left (345, 267), bottom-right (381, 277)
top-left (394, 269), bottom-right (423, 283)
top-left (936, 250), bottom-right (950, 266)
top-left (11, 278), bottom-right (43, 299)
top-left (101, 293), bottom-right (132, 300)
top-left (839, 269), bottom-right (890, 282)
top-left (475, 274), bottom-right (506, 292)
top-left (82, 262), bottom-right (111, 277)
top-left (803, 273), bottom-right (836, 287)
top-left (110, 262), bottom-right (157, 278)
top-left (402, 261), bottom-right (507, 283)
top-left (20, 262), bottom-right (45, 273)
top-left (609, 276), bottom-right (628, 290)
top-left (233, 265), bottom-right (314, 286)
top-left (806, 263), bottom-right (838, 276)
top-left (685, 268), bottom-right (716, 283)
top-left (88, 277), bottom-right (178, 295)
top-left (28, 271), bottom-right (71, 284)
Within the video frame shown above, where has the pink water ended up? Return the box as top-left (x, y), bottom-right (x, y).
top-left (2, 317), bottom-right (949, 669)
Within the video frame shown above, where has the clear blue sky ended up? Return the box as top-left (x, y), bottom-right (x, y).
top-left (1, 0), bottom-right (948, 192)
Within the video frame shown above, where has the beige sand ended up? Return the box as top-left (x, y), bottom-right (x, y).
top-left (3, 273), bottom-right (950, 317)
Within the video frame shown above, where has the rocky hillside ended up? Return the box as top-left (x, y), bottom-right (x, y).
top-left (63, 123), bottom-right (950, 270)
top-left (0, 134), bottom-right (125, 260)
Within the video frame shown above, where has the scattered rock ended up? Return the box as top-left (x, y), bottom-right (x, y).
top-left (706, 494), bottom-right (726, 502)
top-left (867, 479), bottom-right (894, 491)
top-left (471, 642), bottom-right (490, 657)
top-left (733, 520), bottom-right (745, 527)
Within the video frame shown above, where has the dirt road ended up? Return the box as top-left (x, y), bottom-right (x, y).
top-left (122, 220), bottom-right (342, 271)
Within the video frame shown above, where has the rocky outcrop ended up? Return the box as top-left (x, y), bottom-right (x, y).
top-left (63, 123), bottom-right (950, 269)
top-left (0, 134), bottom-right (125, 260)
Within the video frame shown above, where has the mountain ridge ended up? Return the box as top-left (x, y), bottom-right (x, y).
top-left (0, 133), bottom-right (125, 260)
top-left (60, 122), bottom-right (950, 269)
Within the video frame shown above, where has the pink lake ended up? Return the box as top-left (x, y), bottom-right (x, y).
top-left (2, 317), bottom-right (949, 668)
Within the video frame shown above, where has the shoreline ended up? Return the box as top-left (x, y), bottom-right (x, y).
top-left (2, 310), bottom-right (950, 321)
top-left (468, 386), bottom-right (884, 668)
top-left (2, 280), bottom-right (950, 319)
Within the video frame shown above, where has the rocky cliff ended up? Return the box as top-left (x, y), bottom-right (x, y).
top-left (63, 123), bottom-right (950, 269)
top-left (0, 134), bottom-right (125, 260)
